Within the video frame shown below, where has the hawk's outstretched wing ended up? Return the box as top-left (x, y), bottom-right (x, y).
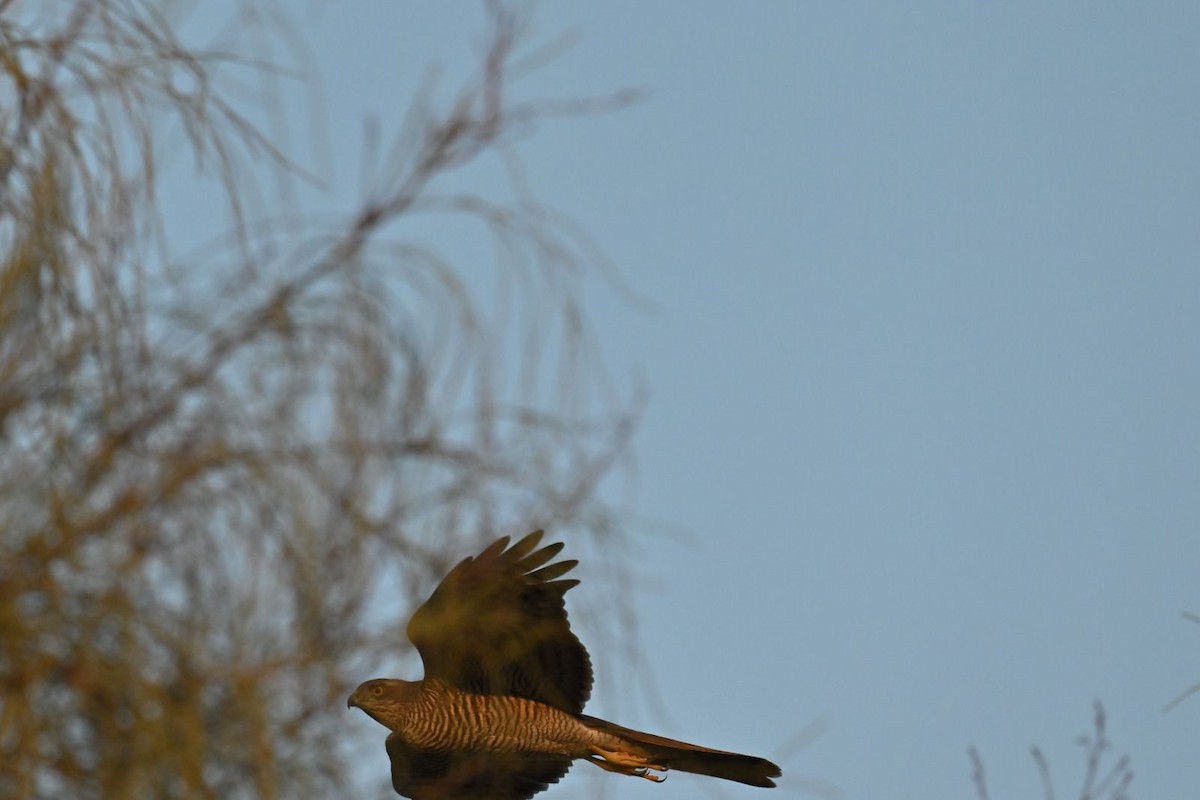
top-left (386, 733), bottom-right (572, 800)
top-left (406, 530), bottom-right (593, 713)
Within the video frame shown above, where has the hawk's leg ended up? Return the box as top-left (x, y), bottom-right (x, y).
top-left (586, 747), bottom-right (668, 783)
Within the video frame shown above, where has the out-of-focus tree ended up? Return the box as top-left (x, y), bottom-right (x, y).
top-left (0, 2), bottom-right (639, 797)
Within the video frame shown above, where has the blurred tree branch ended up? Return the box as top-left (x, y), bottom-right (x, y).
top-left (0, 2), bottom-right (640, 797)
top-left (1162, 610), bottom-right (1200, 713)
top-left (968, 701), bottom-right (1134, 800)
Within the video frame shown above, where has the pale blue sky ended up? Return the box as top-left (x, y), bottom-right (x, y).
top-left (177, 3), bottom-right (1200, 798)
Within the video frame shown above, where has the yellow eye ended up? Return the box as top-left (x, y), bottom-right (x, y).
top-left (371, 685), bottom-right (383, 697)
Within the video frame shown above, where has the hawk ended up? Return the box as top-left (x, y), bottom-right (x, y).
top-left (348, 530), bottom-right (781, 799)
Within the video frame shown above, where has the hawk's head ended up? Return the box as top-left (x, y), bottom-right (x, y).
top-left (347, 678), bottom-right (422, 730)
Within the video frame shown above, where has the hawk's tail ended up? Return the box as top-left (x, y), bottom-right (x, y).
top-left (579, 714), bottom-right (781, 787)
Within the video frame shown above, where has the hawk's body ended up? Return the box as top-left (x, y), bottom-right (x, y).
top-left (348, 531), bottom-right (781, 799)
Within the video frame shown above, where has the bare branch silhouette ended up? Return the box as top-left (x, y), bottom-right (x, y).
top-left (968, 701), bottom-right (1133, 800)
top-left (1162, 610), bottom-right (1200, 713)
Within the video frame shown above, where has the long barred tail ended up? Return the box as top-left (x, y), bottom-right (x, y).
top-left (579, 714), bottom-right (781, 788)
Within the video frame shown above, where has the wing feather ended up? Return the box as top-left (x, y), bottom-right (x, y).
top-left (387, 734), bottom-right (571, 800)
top-left (407, 530), bottom-right (592, 713)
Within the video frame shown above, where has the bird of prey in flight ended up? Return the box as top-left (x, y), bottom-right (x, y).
top-left (348, 530), bottom-right (781, 799)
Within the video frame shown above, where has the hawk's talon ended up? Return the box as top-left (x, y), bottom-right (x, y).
top-left (586, 750), bottom-right (668, 783)
top-left (634, 767), bottom-right (667, 783)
